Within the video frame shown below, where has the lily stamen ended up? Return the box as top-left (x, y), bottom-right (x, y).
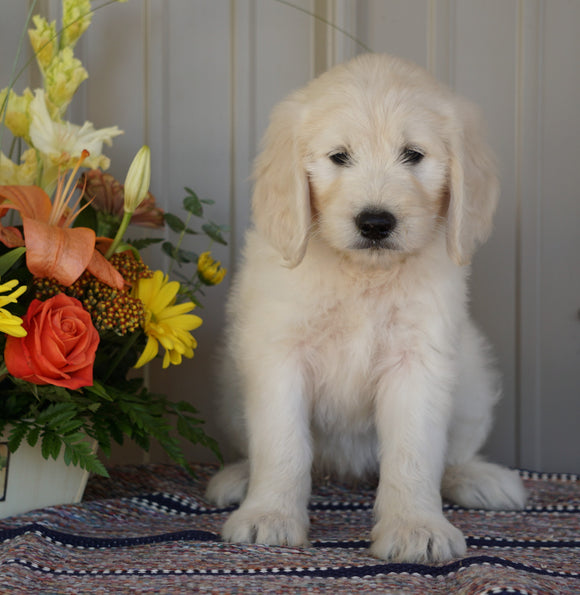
top-left (48, 148), bottom-right (89, 225)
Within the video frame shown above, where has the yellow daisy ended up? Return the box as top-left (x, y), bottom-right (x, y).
top-left (0, 279), bottom-right (27, 338)
top-left (133, 271), bottom-right (202, 369)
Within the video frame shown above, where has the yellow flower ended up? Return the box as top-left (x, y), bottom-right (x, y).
top-left (197, 251), bottom-right (226, 286)
top-left (29, 89), bottom-right (123, 176)
top-left (0, 279), bottom-right (27, 338)
top-left (133, 271), bottom-right (202, 369)
top-left (0, 149), bottom-right (37, 186)
top-left (61, 0), bottom-right (93, 49)
top-left (0, 88), bottom-right (34, 140)
top-left (44, 47), bottom-right (88, 117)
top-left (28, 14), bottom-right (58, 72)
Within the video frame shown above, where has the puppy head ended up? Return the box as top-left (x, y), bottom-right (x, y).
top-left (252, 53), bottom-right (498, 268)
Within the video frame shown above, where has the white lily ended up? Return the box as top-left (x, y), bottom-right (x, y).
top-left (28, 89), bottom-right (123, 173)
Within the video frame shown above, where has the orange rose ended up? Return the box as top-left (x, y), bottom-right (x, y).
top-left (5, 294), bottom-right (99, 389)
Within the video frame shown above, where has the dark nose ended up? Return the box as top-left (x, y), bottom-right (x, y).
top-left (355, 209), bottom-right (397, 241)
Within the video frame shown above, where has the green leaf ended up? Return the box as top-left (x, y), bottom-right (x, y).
top-left (7, 424), bottom-right (27, 453)
top-left (41, 432), bottom-right (62, 461)
top-left (202, 222), bottom-right (228, 246)
top-left (85, 382), bottom-right (114, 401)
top-left (62, 436), bottom-right (108, 476)
top-left (128, 237), bottom-right (163, 250)
top-left (0, 247), bottom-right (26, 277)
top-left (164, 212), bottom-right (187, 233)
top-left (183, 193), bottom-right (203, 217)
top-left (162, 242), bottom-right (198, 265)
top-left (36, 402), bottom-right (77, 427)
top-left (26, 426), bottom-right (40, 447)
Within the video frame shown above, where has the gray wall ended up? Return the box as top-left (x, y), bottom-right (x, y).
top-left (3, 0), bottom-right (578, 473)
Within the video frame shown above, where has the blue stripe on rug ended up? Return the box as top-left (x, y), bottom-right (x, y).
top-left (1, 523), bottom-right (578, 551)
top-left (2, 553), bottom-right (580, 580)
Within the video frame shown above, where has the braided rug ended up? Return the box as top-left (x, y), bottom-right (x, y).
top-left (0, 464), bottom-right (578, 594)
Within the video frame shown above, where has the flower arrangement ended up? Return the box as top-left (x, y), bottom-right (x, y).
top-left (0, 0), bottom-right (227, 476)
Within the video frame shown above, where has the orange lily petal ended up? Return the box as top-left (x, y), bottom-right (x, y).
top-left (23, 217), bottom-right (95, 286)
top-left (0, 225), bottom-right (24, 248)
top-left (0, 186), bottom-right (52, 221)
top-left (95, 236), bottom-right (114, 255)
top-left (86, 249), bottom-right (124, 290)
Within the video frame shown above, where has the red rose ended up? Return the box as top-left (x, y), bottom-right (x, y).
top-left (5, 294), bottom-right (100, 390)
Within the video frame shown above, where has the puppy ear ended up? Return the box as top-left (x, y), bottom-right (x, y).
top-left (446, 99), bottom-right (499, 266)
top-left (252, 96), bottom-right (310, 268)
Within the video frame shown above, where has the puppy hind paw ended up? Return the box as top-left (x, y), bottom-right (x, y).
top-left (370, 515), bottom-right (466, 563)
top-left (222, 507), bottom-right (310, 547)
top-left (205, 460), bottom-right (250, 507)
top-left (442, 459), bottom-right (527, 511)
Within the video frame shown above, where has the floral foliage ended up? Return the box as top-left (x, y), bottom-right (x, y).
top-left (0, 0), bottom-right (227, 476)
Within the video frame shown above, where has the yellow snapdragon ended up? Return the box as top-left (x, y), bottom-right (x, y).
top-left (0, 149), bottom-right (37, 186)
top-left (61, 0), bottom-right (93, 49)
top-left (44, 47), bottom-right (88, 117)
top-left (28, 15), bottom-right (58, 72)
top-left (0, 88), bottom-right (33, 140)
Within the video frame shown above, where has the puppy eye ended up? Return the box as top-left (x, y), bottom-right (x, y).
top-left (329, 150), bottom-right (352, 167)
top-left (401, 147), bottom-right (424, 165)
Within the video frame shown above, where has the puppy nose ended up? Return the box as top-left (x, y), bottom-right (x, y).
top-left (355, 209), bottom-right (397, 241)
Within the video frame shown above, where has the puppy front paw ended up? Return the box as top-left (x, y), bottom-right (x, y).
top-left (222, 506), bottom-right (309, 547)
top-left (370, 514), bottom-right (466, 563)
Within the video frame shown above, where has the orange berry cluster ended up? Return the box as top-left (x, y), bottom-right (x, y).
top-left (32, 252), bottom-right (153, 336)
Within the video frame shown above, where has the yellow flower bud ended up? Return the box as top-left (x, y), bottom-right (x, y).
top-left (44, 47), bottom-right (88, 117)
top-left (61, 0), bottom-right (93, 49)
top-left (28, 14), bottom-right (58, 72)
top-left (197, 252), bottom-right (226, 286)
top-left (0, 88), bottom-right (33, 140)
top-left (124, 146), bottom-right (151, 213)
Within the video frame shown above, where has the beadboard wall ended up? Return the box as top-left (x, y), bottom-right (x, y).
top-left (2, 0), bottom-right (579, 473)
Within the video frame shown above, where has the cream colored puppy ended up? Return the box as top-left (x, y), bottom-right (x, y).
top-left (206, 53), bottom-right (526, 563)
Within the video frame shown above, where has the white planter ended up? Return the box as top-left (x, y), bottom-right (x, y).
top-left (0, 433), bottom-right (96, 519)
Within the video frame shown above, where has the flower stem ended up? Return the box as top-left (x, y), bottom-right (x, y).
top-left (167, 210), bottom-right (193, 277)
top-left (105, 211), bottom-right (132, 259)
top-left (102, 330), bottom-right (141, 383)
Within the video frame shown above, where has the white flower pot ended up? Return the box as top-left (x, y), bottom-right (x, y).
top-left (0, 433), bottom-right (95, 519)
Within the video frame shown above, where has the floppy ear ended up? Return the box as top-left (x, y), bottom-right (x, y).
top-left (252, 96), bottom-right (311, 268)
top-left (446, 98), bottom-right (499, 266)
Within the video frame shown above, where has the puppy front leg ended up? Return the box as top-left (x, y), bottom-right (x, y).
top-left (222, 360), bottom-right (312, 546)
top-left (371, 362), bottom-right (466, 563)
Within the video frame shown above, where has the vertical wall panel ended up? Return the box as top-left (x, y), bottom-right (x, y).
top-left (533, 1), bottom-right (580, 472)
top-left (83, 1), bottom-right (147, 179)
top-left (147, 1), bottom-right (233, 464)
top-left (355, 0), bottom-right (430, 67)
top-left (517, 0), bottom-right (544, 470)
top-left (452, 1), bottom-right (519, 465)
top-left (0, 3), bottom-right (34, 96)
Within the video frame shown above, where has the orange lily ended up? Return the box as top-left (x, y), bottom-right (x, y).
top-left (0, 151), bottom-right (123, 289)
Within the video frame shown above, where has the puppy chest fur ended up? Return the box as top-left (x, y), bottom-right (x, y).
top-left (227, 233), bottom-right (466, 476)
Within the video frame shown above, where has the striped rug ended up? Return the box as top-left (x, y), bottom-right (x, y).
top-left (0, 464), bottom-right (578, 594)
